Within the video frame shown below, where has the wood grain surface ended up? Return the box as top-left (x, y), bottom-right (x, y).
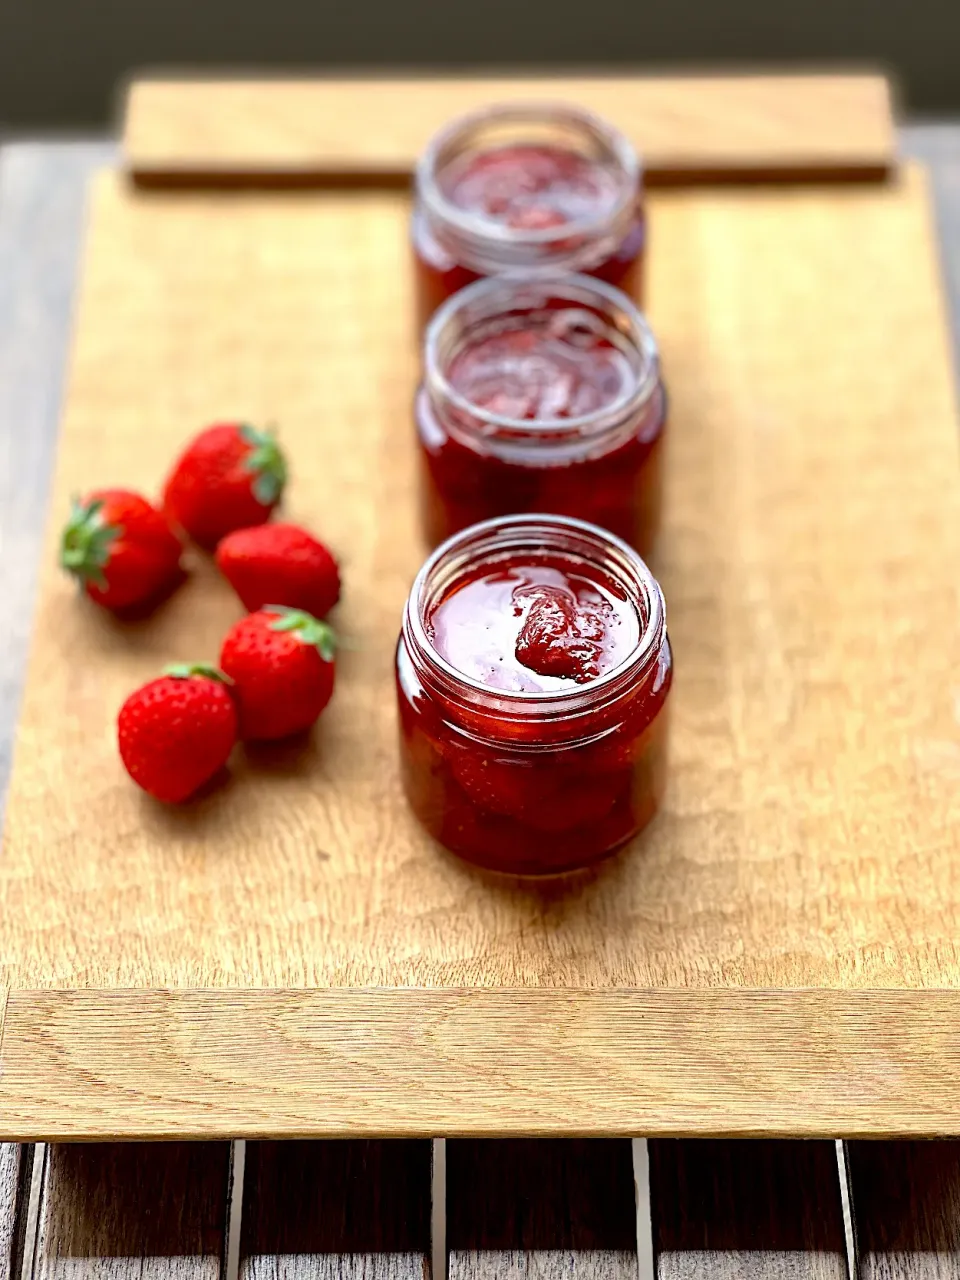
top-left (1, 153), bottom-right (960, 1133)
top-left (240, 1140), bottom-right (431, 1280)
top-left (30, 1142), bottom-right (230, 1279)
top-left (847, 1141), bottom-right (960, 1278)
top-left (2, 167), bottom-right (959, 991)
top-left (4, 988), bottom-right (960, 1139)
top-left (650, 1140), bottom-right (847, 1279)
top-left (122, 74), bottom-right (895, 186)
top-left (0, 1144), bottom-right (28, 1280)
top-left (446, 1139), bottom-right (637, 1280)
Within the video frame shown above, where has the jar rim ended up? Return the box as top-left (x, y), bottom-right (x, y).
top-left (423, 273), bottom-right (661, 443)
top-left (415, 101), bottom-right (641, 273)
top-left (403, 514), bottom-right (666, 720)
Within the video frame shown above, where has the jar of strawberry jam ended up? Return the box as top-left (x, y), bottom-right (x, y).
top-left (396, 514), bottom-right (671, 876)
top-left (412, 103), bottom-right (644, 328)
top-left (416, 274), bottom-right (666, 555)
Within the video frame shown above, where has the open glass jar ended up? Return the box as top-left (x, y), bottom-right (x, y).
top-left (396, 514), bottom-right (672, 876)
top-left (412, 103), bottom-right (645, 329)
top-left (416, 273), bottom-right (666, 555)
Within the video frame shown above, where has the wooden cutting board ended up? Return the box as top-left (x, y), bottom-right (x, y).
top-left (123, 73), bottom-right (895, 186)
top-left (3, 79), bottom-right (960, 1139)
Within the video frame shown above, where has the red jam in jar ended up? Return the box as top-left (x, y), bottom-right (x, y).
top-left (396, 515), bottom-right (672, 875)
top-left (412, 103), bottom-right (645, 328)
top-left (416, 274), bottom-right (666, 555)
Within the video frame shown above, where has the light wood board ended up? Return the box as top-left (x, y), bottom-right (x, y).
top-left (2, 159), bottom-right (960, 1137)
top-left (122, 74), bottom-right (895, 186)
top-left (3, 989), bottom-right (960, 1138)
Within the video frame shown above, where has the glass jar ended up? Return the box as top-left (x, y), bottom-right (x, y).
top-left (396, 514), bottom-right (672, 876)
top-left (412, 102), bottom-right (645, 329)
top-left (416, 273), bottom-right (666, 555)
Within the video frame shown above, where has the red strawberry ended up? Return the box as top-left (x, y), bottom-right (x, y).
top-left (449, 752), bottom-right (546, 821)
top-left (219, 606), bottom-right (336, 740)
top-left (450, 750), bottom-right (620, 832)
top-left (117, 664), bottom-right (238, 803)
top-left (216, 523), bottom-right (340, 617)
top-left (163, 423), bottom-right (287, 549)
top-left (60, 489), bottom-right (184, 611)
top-left (513, 583), bottom-right (607, 684)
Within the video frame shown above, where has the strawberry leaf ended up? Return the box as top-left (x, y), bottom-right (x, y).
top-left (163, 662), bottom-right (233, 683)
top-left (60, 496), bottom-right (122, 589)
top-left (240, 424), bottom-right (287, 507)
top-left (265, 606), bottom-right (337, 662)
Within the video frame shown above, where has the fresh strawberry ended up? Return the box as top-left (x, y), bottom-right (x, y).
top-left (163, 423), bottom-right (287, 549)
top-left (219, 606), bottom-right (336, 740)
top-left (60, 489), bottom-right (184, 611)
top-left (215, 523), bottom-right (340, 617)
top-left (117, 664), bottom-right (238, 803)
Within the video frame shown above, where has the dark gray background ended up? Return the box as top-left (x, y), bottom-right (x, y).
top-left (1, 0), bottom-right (958, 129)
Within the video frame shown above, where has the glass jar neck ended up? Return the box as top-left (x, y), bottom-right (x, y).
top-left (402, 515), bottom-right (666, 746)
top-left (423, 274), bottom-right (662, 464)
top-left (415, 103), bottom-right (641, 277)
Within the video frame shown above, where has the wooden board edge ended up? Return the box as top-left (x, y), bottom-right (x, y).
top-left (120, 71), bottom-right (896, 189)
top-left (124, 162), bottom-right (895, 191)
top-left (1, 987), bottom-right (959, 1140)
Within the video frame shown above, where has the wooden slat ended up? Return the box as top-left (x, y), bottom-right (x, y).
top-left (1, 1144), bottom-right (30, 1280)
top-left (446, 1139), bottom-right (637, 1279)
top-left (31, 1142), bottom-right (231, 1279)
top-left (240, 1140), bottom-right (432, 1280)
top-left (0, 1147), bottom-right (17, 1280)
top-left (847, 1140), bottom-right (960, 1278)
top-left (122, 73), bottom-right (895, 187)
top-left (649, 1140), bottom-right (847, 1279)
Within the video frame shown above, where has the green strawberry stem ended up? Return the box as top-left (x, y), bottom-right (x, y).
top-left (240, 424), bottom-right (287, 506)
top-left (163, 662), bottom-right (233, 684)
top-left (266, 606), bottom-right (336, 662)
top-left (60, 497), bottom-right (121, 589)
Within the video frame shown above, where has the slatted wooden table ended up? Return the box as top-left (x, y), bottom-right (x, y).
top-left (3, 94), bottom-right (960, 1280)
top-left (4, 1135), bottom-right (960, 1278)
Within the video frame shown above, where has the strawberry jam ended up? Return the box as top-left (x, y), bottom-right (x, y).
top-left (413, 104), bottom-right (645, 329)
top-left (396, 515), bottom-right (671, 875)
top-left (417, 274), bottom-right (666, 554)
top-left (430, 562), bottom-right (640, 691)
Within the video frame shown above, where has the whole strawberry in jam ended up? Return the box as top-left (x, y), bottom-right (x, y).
top-left (513, 583), bottom-right (610, 684)
top-left (163, 423), bottom-right (287, 549)
top-left (215, 523), bottom-right (340, 618)
top-left (219, 606), bottom-right (336, 741)
top-left (427, 562), bottom-right (635, 693)
top-left (450, 750), bottom-right (621, 833)
top-left (60, 489), bottom-right (184, 611)
top-left (444, 144), bottom-right (621, 231)
top-left (118, 664), bottom-right (238, 803)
